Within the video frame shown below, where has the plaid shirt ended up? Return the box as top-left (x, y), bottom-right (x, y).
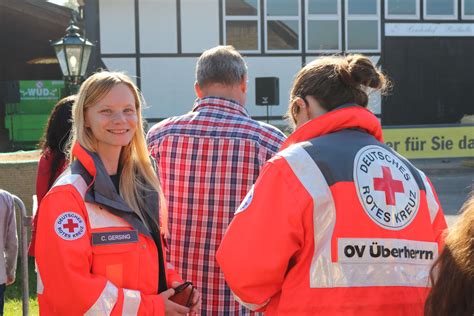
top-left (147, 97), bottom-right (286, 315)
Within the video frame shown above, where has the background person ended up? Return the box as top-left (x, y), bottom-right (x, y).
top-left (217, 54), bottom-right (447, 315)
top-left (35, 71), bottom-right (200, 315)
top-left (424, 195), bottom-right (473, 316)
top-left (29, 95), bottom-right (75, 256)
top-left (147, 45), bottom-right (286, 315)
top-left (36, 95), bottom-right (75, 205)
top-left (0, 189), bottom-right (18, 316)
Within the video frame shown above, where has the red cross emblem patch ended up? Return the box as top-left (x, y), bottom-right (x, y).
top-left (55, 212), bottom-right (86, 240)
top-left (235, 185), bottom-right (254, 215)
top-left (354, 145), bottom-right (420, 230)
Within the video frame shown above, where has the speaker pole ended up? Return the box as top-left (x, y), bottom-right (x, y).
top-left (266, 104), bottom-right (269, 123)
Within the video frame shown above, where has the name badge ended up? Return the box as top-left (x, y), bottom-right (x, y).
top-left (92, 230), bottom-right (139, 246)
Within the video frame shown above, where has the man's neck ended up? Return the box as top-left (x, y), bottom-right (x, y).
top-left (200, 84), bottom-right (245, 106)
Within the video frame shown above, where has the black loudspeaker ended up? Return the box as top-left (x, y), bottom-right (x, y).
top-left (255, 77), bottom-right (279, 106)
top-left (0, 81), bottom-right (20, 103)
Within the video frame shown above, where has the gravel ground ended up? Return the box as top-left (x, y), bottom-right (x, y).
top-left (0, 150), bottom-right (41, 162)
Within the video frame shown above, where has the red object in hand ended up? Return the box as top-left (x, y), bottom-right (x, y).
top-left (169, 282), bottom-right (194, 307)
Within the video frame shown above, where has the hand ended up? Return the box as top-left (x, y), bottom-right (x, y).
top-left (6, 277), bottom-right (15, 285)
top-left (189, 287), bottom-right (201, 314)
top-left (171, 281), bottom-right (201, 315)
top-left (160, 288), bottom-right (190, 315)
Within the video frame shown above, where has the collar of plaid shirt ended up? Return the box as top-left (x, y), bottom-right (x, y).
top-left (192, 96), bottom-right (250, 117)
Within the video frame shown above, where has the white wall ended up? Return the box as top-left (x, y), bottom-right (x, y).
top-left (139, 0), bottom-right (177, 53)
top-left (181, 0), bottom-right (220, 53)
top-left (245, 57), bottom-right (303, 117)
top-left (99, 0), bottom-right (135, 53)
top-left (97, 0), bottom-right (385, 122)
top-left (102, 58), bottom-right (137, 84)
top-left (139, 56), bottom-right (302, 119)
top-left (140, 57), bottom-right (197, 118)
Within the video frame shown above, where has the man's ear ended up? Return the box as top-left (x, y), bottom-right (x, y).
top-left (240, 75), bottom-right (248, 94)
top-left (194, 81), bottom-right (203, 98)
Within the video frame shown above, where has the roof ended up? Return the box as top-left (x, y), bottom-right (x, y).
top-left (0, 0), bottom-right (76, 80)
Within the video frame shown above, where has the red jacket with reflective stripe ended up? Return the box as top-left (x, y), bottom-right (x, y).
top-left (36, 144), bottom-right (181, 316)
top-left (29, 149), bottom-right (68, 256)
top-left (217, 106), bottom-right (447, 315)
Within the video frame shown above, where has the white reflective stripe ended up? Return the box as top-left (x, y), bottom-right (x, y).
top-left (334, 238), bottom-right (436, 287)
top-left (85, 281), bottom-right (118, 316)
top-left (86, 202), bottom-right (129, 229)
top-left (232, 292), bottom-right (269, 311)
top-left (419, 171), bottom-right (440, 223)
top-left (280, 143), bottom-right (337, 288)
top-left (36, 261), bottom-right (44, 295)
top-left (338, 238), bottom-right (438, 265)
top-left (282, 143), bottom-right (433, 288)
top-left (122, 289), bottom-right (141, 316)
top-left (52, 172), bottom-right (88, 198)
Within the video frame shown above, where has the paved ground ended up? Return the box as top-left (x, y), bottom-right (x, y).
top-left (413, 159), bottom-right (473, 227)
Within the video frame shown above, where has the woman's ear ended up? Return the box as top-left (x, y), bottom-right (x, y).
top-left (295, 97), bottom-right (307, 110)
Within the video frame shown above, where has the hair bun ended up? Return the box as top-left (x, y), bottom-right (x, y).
top-left (338, 55), bottom-right (385, 89)
top-left (337, 62), bottom-right (358, 87)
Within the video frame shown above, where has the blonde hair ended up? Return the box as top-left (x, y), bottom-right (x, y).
top-left (69, 71), bottom-right (168, 233)
top-left (425, 195), bottom-right (474, 315)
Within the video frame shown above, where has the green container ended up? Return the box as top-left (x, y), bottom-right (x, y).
top-left (5, 80), bottom-right (64, 148)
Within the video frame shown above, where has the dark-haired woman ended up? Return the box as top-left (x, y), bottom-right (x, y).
top-left (217, 55), bottom-right (447, 315)
top-left (36, 95), bottom-right (75, 205)
top-left (425, 195), bottom-right (474, 316)
top-left (29, 95), bottom-right (75, 256)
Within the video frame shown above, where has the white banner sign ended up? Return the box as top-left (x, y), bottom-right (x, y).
top-left (385, 23), bottom-right (474, 37)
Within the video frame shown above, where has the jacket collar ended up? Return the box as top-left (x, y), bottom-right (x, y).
top-left (72, 143), bottom-right (155, 236)
top-left (192, 96), bottom-right (250, 118)
top-left (280, 105), bottom-right (383, 151)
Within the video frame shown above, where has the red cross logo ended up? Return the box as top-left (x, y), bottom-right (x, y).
top-left (62, 218), bottom-right (79, 233)
top-left (373, 166), bottom-right (404, 206)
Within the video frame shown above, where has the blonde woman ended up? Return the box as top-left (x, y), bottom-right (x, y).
top-left (35, 72), bottom-right (200, 315)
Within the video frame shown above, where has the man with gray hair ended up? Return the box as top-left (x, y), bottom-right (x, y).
top-left (147, 45), bottom-right (285, 315)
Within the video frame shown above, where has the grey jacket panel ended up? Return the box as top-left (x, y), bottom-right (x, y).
top-left (67, 149), bottom-right (159, 237)
top-left (0, 189), bottom-right (18, 284)
top-left (301, 129), bottom-right (425, 190)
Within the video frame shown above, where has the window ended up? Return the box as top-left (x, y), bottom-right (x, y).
top-left (347, 0), bottom-right (377, 14)
top-left (306, 0), bottom-right (341, 52)
top-left (463, 0), bottom-right (474, 19)
top-left (423, 0), bottom-right (458, 20)
top-left (308, 0), bottom-right (337, 14)
top-left (385, 0), bottom-right (420, 19)
top-left (224, 0), bottom-right (260, 52)
top-left (265, 0), bottom-right (301, 52)
top-left (345, 0), bottom-right (380, 52)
